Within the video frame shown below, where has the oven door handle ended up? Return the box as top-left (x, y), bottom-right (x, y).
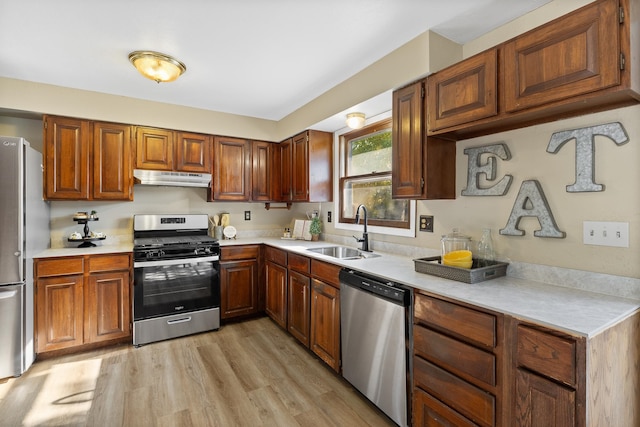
top-left (134, 256), bottom-right (219, 268)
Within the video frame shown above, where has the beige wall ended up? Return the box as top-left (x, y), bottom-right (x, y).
top-left (325, 105), bottom-right (640, 278)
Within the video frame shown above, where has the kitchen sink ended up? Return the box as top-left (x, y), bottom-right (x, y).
top-left (306, 246), bottom-right (380, 260)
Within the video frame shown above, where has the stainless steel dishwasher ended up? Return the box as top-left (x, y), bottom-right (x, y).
top-left (340, 268), bottom-right (412, 427)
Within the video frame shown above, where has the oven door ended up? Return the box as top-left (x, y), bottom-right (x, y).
top-left (133, 256), bottom-right (220, 320)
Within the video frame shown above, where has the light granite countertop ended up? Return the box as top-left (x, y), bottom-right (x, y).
top-left (34, 237), bottom-right (639, 338)
top-left (223, 237), bottom-right (640, 338)
top-left (34, 243), bottom-right (134, 258)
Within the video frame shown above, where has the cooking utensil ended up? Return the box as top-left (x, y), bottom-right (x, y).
top-left (213, 214), bottom-right (220, 226)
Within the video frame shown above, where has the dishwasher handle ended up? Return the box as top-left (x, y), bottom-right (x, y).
top-left (339, 268), bottom-right (409, 306)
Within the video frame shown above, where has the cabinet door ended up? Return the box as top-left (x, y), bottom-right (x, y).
top-left (306, 130), bottom-right (333, 202)
top-left (426, 49), bottom-right (498, 132)
top-left (392, 82), bottom-right (425, 199)
top-left (504, 0), bottom-right (620, 113)
top-left (93, 122), bottom-right (133, 200)
top-left (85, 271), bottom-right (131, 343)
top-left (310, 279), bottom-right (340, 372)
top-left (175, 132), bottom-right (211, 173)
top-left (514, 369), bottom-right (575, 427)
top-left (36, 275), bottom-right (84, 353)
top-left (135, 126), bottom-right (174, 170)
top-left (212, 136), bottom-right (251, 201)
top-left (265, 261), bottom-right (287, 328)
top-left (287, 270), bottom-right (310, 347)
top-left (251, 141), bottom-right (272, 201)
top-left (220, 259), bottom-right (258, 319)
top-left (277, 138), bottom-right (292, 201)
top-left (44, 115), bottom-right (90, 200)
top-left (291, 132), bottom-right (308, 201)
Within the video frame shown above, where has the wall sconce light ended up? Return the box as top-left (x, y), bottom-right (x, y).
top-left (346, 112), bottom-right (366, 129)
top-left (128, 51), bottom-right (187, 83)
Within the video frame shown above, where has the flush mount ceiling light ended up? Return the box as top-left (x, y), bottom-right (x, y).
top-left (346, 112), bottom-right (366, 129)
top-left (128, 51), bottom-right (186, 83)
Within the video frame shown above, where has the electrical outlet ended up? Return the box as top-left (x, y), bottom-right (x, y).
top-left (327, 211), bottom-right (332, 223)
top-left (583, 221), bottom-right (629, 247)
top-left (244, 211), bottom-right (251, 221)
top-left (419, 215), bottom-right (434, 232)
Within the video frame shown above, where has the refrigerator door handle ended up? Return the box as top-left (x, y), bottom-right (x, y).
top-left (0, 289), bottom-right (18, 300)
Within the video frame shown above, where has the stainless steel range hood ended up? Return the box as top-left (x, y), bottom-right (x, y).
top-left (133, 169), bottom-right (211, 188)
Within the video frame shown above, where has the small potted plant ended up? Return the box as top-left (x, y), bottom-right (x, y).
top-left (309, 215), bottom-right (322, 241)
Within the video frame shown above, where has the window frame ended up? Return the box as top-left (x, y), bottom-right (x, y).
top-left (334, 111), bottom-right (416, 237)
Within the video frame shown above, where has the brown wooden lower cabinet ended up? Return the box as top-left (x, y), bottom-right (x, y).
top-left (309, 277), bottom-right (340, 372)
top-left (413, 292), bottom-right (502, 427)
top-left (85, 270), bottom-right (130, 344)
top-left (287, 270), bottom-right (310, 346)
top-left (220, 245), bottom-right (260, 320)
top-left (35, 253), bottom-right (132, 354)
top-left (414, 290), bottom-right (640, 427)
top-left (265, 259), bottom-right (287, 328)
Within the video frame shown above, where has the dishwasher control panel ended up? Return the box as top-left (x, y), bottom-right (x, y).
top-left (339, 268), bottom-right (409, 305)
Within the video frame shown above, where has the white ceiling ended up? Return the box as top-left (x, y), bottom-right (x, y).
top-left (0, 1), bottom-right (550, 131)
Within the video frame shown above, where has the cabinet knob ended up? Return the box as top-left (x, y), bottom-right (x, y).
top-left (14, 251), bottom-right (21, 257)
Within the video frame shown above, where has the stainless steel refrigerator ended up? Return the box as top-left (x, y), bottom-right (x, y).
top-left (0, 136), bottom-right (50, 379)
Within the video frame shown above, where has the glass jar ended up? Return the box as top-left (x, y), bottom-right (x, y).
top-left (441, 228), bottom-right (472, 259)
top-left (477, 228), bottom-right (495, 267)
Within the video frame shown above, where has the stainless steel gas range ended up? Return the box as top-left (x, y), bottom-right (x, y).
top-left (132, 214), bottom-right (220, 346)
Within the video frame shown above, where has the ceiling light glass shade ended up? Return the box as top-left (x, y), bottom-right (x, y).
top-left (128, 51), bottom-right (186, 83)
top-left (346, 112), bottom-right (366, 129)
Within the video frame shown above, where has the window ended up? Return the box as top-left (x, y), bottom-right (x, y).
top-left (339, 118), bottom-right (411, 230)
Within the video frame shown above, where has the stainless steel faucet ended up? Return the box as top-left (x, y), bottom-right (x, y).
top-left (353, 204), bottom-right (370, 252)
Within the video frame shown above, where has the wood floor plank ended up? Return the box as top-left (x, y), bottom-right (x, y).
top-left (247, 385), bottom-right (302, 426)
top-left (0, 316), bottom-right (394, 426)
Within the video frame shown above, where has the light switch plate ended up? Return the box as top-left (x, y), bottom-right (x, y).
top-left (583, 221), bottom-right (629, 247)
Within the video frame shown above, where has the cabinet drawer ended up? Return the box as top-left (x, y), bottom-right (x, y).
top-left (88, 253), bottom-right (131, 273)
top-left (221, 245), bottom-right (260, 260)
top-left (415, 293), bottom-right (496, 348)
top-left (288, 253), bottom-right (310, 274)
top-left (265, 246), bottom-right (287, 266)
top-left (517, 325), bottom-right (576, 386)
top-left (414, 356), bottom-right (495, 427)
top-left (35, 257), bottom-right (84, 277)
top-left (415, 324), bottom-right (496, 387)
top-left (310, 259), bottom-right (340, 288)
top-left (414, 387), bottom-right (478, 427)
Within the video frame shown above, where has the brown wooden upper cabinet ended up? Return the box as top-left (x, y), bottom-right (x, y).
top-left (134, 126), bottom-right (174, 170)
top-left (44, 115), bottom-right (133, 201)
top-left (251, 140), bottom-right (273, 202)
top-left (278, 130), bottom-right (332, 203)
top-left (175, 132), bottom-right (212, 173)
top-left (426, 0), bottom-right (639, 140)
top-left (135, 127), bottom-right (212, 173)
top-left (426, 49), bottom-right (498, 133)
top-left (392, 82), bottom-right (456, 200)
top-left (211, 136), bottom-right (251, 201)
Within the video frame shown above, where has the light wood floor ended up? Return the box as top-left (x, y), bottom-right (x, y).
top-left (0, 316), bottom-right (395, 426)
